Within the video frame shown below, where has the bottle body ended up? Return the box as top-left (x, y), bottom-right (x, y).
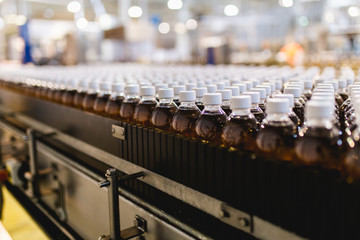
top-left (105, 96), bottom-right (124, 118)
top-left (133, 100), bottom-right (157, 126)
top-left (93, 93), bottom-right (111, 113)
top-left (171, 104), bottom-right (201, 138)
top-left (151, 102), bottom-right (177, 131)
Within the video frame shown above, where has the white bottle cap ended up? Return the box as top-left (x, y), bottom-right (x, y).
top-left (273, 80), bottom-right (282, 90)
top-left (242, 91), bottom-right (260, 104)
top-left (243, 81), bottom-right (253, 90)
top-left (250, 78), bottom-right (260, 87)
top-left (100, 82), bottom-right (111, 91)
top-left (78, 80), bottom-right (89, 88)
top-left (233, 83), bottom-right (247, 93)
top-left (125, 84), bottom-right (140, 94)
top-left (284, 87), bottom-right (301, 98)
top-left (303, 80), bottom-right (313, 90)
top-left (140, 86), bottom-right (156, 96)
top-left (230, 96), bottom-right (251, 109)
top-left (347, 78), bottom-right (354, 86)
top-left (337, 79), bottom-right (346, 88)
top-left (155, 83), bottom-right (168, 92)
top-left (203, 93), bottom-right (222, 105)
top-left (173, 85), bottom-right (186, 95)
top-left (224, 86), bottom-right (240, 96)
top-left (266, 98), bottom-right (289, 114)
top-left (66, 79), bottom-right (77, 88)
top-left (256, 85), bottom-right (271, 95)
top-left (179, 90), bottom-right (196, 102)
top-left (263, 82), bottom-right (275, 92)
top-left (274, 93), bottom-right (294, 108)
top-left (249, 88), bottom-right (266, 99)
top-left (288, 82), bottom-right (304, 92)
top-left (327, 81), bottom-right (338, 90)
top-left (315, 79), bottom-right (326, 86)
top-left (112, 83), bottom-right (124, 92)
top-left (204, 84), bottom-right (217, 93)
top-left (194, 87), bottom-right (207, 98)
top-left (89, 81), bottom-right (100, 89)
top-left (317, 83), bottom-right (334, 89)
top-left (186, 83), bottom-right (197, 90)
top-left (305, 100), bottom-right (332, 119)
top-left (197, 81), bottom-right (205, 87)
top-left (216, 82), bottom-right (225, 90)
top-left (217, 89), bottom-right (232, 101)
top-left (158, 88), bottom-right (174, 99)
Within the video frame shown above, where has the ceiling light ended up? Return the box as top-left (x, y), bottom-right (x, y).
top-left (348, 6), bottom-right (360, 17)
top-left (128, 6), bottom-right (143, 18)
top-left (279, 0), bottom-right (293, 8)
top-left (224, 4), bottom-right (239, 16)
top-left (175, 22), bottom-right (186, 35)
top-left (298, 16), bottom-right (309, 27)
top-left (158, 22), bottom-right (170, 34)
top-left (324, 12), bottom-right (335, 23)
top-left (76, 17), bottom-right (88, 29)
top-left (167, 0), bottom-right (183, 10)
top-left (16, 15), bottom-right (27, 26)
top-left (186, 19), bottom-right (197, 30)
top-left (67, 1), bottom-right (81, 13)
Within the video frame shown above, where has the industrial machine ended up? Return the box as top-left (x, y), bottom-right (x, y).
top-left (0, 87), bottom-right (359, 240)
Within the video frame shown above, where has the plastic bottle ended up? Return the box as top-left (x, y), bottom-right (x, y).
top-left (82, 81), bottom-right (100, 111)
top-left (221, 95), bottom-right (258, 151)
top-left (171, 91), bottom-right (201, 138)
top-left (249, 87), bottom-right (266, 112)
top-left (173, 85), bottom-right (186, 106)
top-left (151, 88), bottom-right (178, 131)
top-left (61, 79), bottom-right (78, 106)
top-left (274, 94), bottom-right (301, 128)
top-left (283, 87), bottom-right (305, 125)
top-left (256, 98), bottom-right (297, 161)
top-left (105, 83), bottom-right (125, 118)
top-left (133, 86), bottom-right (157, 126)
top-left (194, 87), bottom-right (207, 111)
top-left (242, 91), bottom-right (266, 124)
top-left (93, 82), bottom-right (112, 114)
top-left (217, 89), bottom-right (232, 115)
top-left (119, 84), bottom-right (140, 122)
top-left (73, 80), bottom-right (89, 109)
top-left (295, 100), bottom-right (343, 169)
top-left (195, 93), bottom-right (227, 144)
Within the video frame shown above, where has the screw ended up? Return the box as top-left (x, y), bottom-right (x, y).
top-left (106, 168), bottom-right (118, 176)
top-left (112, 128), bottom-right (115, 133)
top-left (239, 218), bottom-right (249, 227)
top-left (219, 209), bottom-right (230, 218)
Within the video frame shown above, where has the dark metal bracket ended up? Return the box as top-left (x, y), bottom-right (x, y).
top-left (99, 168), bottom-right (146, 240)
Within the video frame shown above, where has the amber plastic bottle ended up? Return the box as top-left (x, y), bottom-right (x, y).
top-left (295, 101), bottom-right (343, 169)
top-left (171, 90), bottom-right (201, 138)
top-left (242, 91), bottom-right (266, 125)
top-left (61, 79), bottom-right (78, 106)
top-left (221, 95), bottom-right (258, 151)
top-left (93, 82), bottom-right (112, 114)
top-left (249, 87), bottom-right (266, 112)
top-left (195, 93), bottom-right (227, 145)
top-left (105, 83), bottom-right (125, 118)
top-left (256, 98), bottom-right (297, 161)
top-left (119, 85), bottom-right (140, 122)
top-left (133, 86), bottom-right (157, 127)
top-left (194, 87), bottom-right (207, 111)
top-left (82, 81), bottom-right (100, 111)
top-left (73, 80), bottom-right (89, 109)
top-left (173, 85), bottom-right (186, 106)
top-left (151, 88), bottom-right (178, 131)
top-left (53, 79), bottom-right (66, 103)
top-left (274, 94), bottom-right (301, 129)
top-left (337, 79), bottom-right (348, 101)
top-left (283, 87), bottom-right (305, 126)
top-left (217, 89), bottom-right (232, 116)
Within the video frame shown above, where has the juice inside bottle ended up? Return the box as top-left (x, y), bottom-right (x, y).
top-left (221, 95), bottom-right (258, 151)
top-left (105, 83), bottom-right (125, 118)
top-left (119, 84), bottom-right (140, 122)
top-left (61, 79), bottom-right (78, 106)
top-left (195, 93), bottom-right (227, 145)
top-left (194, 87), bottom-right (207, 111)
top-left (93, 82), bottom-right (112, 114)
top-left (73, 80), bottom-right (89, 109)
top-left (217, 89), bottom-right (232, 115)
top-left (133, 86), bottom-right (157, 127)
top-left (53, 79), bottom-right (66, 103)
top-left (171, 90), bottom-right (201, 138)
top-left (256, 98), bottom-right (297, 161)
top-left (295, 101), bottom-right (343, 169)
top-left (82, 81), bottom-right (99, 111)
top-left (151, 88), bottom-right (178, 131)
top-left (284, 87), bottom-right (305, 125)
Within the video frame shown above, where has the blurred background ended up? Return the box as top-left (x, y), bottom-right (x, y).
top-left (0, 0), bottom-right (358, 67)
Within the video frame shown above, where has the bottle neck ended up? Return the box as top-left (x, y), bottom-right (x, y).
top-left (251, 103), bottom-right (261, 110)
top-left (140, 95), bottom-right (156, 102)
top-left (196, 97), bottom-right (203, 103)
top-left (305, 118), bottom-right (333, 129)
top-left (159, 98), bottom-right (173, 104)
top-left (99, 90), bottom-right (112, 96)
top-left (265, 113), bottom-right (292, 122)
top-left (231, 108), bottom-right (251, 116)
top-left (203, 104), bottom-right (223, 112)
top-left (179, 101), bottom-right (198, 108)
top-left (125, 93), bottom-right (139, 101)
top-left (221, 100), bottom-right (230, 107)
top-left (111, 91), bottom-right (124, 98)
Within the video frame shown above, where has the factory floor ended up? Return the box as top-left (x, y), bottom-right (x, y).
top-left (1, 186), bottom-right (49, 240)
